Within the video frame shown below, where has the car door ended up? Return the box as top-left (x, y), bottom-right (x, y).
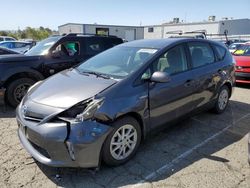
top-left (43, 40), bottom-right (81, 76)
top-left (187, 41), bottom-right (223, 108)
top-left (148, 44), bottom-right (195, 128)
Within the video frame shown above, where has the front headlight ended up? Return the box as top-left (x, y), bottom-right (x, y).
top-left (59, 98), bottom-right (104, 122)
top-left (76, 98), bottom-right (104, 121)
top-left (27, 81), bottom-right (42, 93)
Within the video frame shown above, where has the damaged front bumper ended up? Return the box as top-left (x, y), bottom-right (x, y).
top-left (16, 105), bottom-right (112, 168)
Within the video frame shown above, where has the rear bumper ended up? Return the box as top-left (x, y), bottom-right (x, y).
top-left (0, 88), bottom-right (5, 105)
top-left (235, 72), bottom-right (250, 83)
top-left (16, 105), bottom-right (112, 168)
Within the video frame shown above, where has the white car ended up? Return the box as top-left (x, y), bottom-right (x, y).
top-left (0, 41), bottom-right (33, 54)
top-left (0, 36), bottom-right (16, 42)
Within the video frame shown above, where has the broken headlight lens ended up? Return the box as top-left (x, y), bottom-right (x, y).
top-left (59, 98), bottom-right (104, 122)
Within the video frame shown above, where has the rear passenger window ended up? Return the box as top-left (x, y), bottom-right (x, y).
top-left (214, 45), bottom-right (226, 61)
top-left (188, 42), bottom-right (215, 68)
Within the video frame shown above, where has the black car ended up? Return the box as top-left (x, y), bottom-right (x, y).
top-left (0, 46), bottom-right (19, 55)
top-left (17, 38), bottom-right (235, 168)
top-left (0, 34), bottom-right (123, 107)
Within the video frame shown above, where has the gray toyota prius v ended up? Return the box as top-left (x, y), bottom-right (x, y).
top-left (16, 38), bottom-right (235, 168)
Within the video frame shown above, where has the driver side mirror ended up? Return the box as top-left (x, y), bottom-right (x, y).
top-left (150, 71), bottom-right (170, 83)
top-left (51, 50), bottom-right (61, 58)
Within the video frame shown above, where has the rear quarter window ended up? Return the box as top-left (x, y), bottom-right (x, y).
top-left (103, 38), bottom-right (123, 49)
top-left (85, 38), bottom-right (106, 55)
top-left (213, 45), bottom-right (226, 61)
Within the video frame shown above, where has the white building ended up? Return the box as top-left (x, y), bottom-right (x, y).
top-left (58, 23), bottom-right (144, 41)
top-left (144, 18), bottom-right (250, 39)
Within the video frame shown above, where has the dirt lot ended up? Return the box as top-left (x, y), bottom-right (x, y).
top-left (0, 85), bottom-right (249, 188)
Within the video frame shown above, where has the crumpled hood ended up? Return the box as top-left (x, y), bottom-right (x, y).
top-left (26, 69), bottom-right (117, 109)
top-left (0, 54), bottom-right (41, 63)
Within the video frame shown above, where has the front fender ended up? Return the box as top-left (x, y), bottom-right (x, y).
top-left (94, 90), bottom-right (149, 139)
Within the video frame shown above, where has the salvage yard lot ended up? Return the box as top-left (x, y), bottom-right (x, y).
top-left (0, 86), bottom-right (249, 188)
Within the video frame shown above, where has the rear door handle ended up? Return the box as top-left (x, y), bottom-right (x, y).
top-left (184, 79), bottom-right (195, 87)
top-left (217, 69), bottom-right (226, 76)
top-left (218, 69), bottom-right (223, 74)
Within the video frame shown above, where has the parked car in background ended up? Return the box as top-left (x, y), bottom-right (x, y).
top-left (0, 41), bottom-right (33, 54)
top-left (0, 46), bottom-right (19, 55)
top-left (0, 36), bottom-right (16, 42)
top-left (0, 34), bottom-right (123, 107)
top-left (228, 42), bottom-right (245, 53)
top-left (17, 38), bottom-right (235, 168)
top-left (233, 43), bottom-right (250, 84)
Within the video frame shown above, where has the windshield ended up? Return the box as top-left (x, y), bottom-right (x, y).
top-left (25, 36), bottom-right (61, 56)
top-left (233, 45), bottom-right (250, 56)
top-left (77, 46), bottom-right (158, 79)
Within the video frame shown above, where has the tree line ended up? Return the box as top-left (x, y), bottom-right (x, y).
top-left (0, 27), bottom-right (57, 41)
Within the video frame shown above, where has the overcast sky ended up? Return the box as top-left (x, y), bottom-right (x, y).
top-left (1, 0), bottom-right (250, 30)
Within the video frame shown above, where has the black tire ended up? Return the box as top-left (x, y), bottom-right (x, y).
top-left (102, 116), bottom-right (141, 166)
top-left (213, 85), bottom-right (230, 114)
top-left (6, 78), bottom-right (36, 107)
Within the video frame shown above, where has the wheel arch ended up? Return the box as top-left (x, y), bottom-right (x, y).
top-left (114, 112), bottom-right (146, 141)
top-left (223, 81), bottom-right (233, 98)
top-left (3, 70), bottom-right (44, 88)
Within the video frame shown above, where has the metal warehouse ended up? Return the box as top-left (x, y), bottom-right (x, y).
top-left (58, 23), bottom-right (144, 41)
top-left (144, 18), bottom-right (250, 39)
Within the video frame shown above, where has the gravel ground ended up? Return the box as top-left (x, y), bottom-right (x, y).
top-left (0, 85), bottom-right (249, 188)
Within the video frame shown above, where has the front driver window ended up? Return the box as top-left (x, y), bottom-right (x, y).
top-left (54, 42), bottom-right (80, 57)
top-left (141, 68), bottom-right (151, 80)
top-left (141, 45), bottom-right (188, 81)
top-left (153, 45), bottom-right (188, 75)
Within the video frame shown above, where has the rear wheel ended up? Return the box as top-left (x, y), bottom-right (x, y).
top-left (102, 116), bottom-right (141, 166)
top-left (6, 78), bottom-right (36, 107)
top-left (213, 85), bottom-right (230, 114)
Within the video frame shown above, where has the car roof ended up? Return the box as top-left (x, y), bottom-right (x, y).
top-left (119, 38), bottom-right (222, 49)
top-left (230, 42), bottom-right (245, 45)
top-left (0, 41), bottom-right (31, 44)
top-left (0, 36), bottom-right (15, 38)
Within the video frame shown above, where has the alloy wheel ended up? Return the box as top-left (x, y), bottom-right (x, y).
top-left (218, 89), bottom-right (229, 110)
top-left (110, 124), bottom-right (138, 160)
top-left (13, 83), bottom-right (31, 102)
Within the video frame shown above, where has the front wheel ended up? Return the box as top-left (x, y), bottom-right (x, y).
top-left (102, 116), bottom-right (141, 166)
top-left (6, 78), bottom-right (36, 107)
top-left (213, 85), bottom-right (230, 114)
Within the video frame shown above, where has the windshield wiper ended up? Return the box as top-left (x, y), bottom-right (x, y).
top-left (81, 71), bottom-right (110, 79)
